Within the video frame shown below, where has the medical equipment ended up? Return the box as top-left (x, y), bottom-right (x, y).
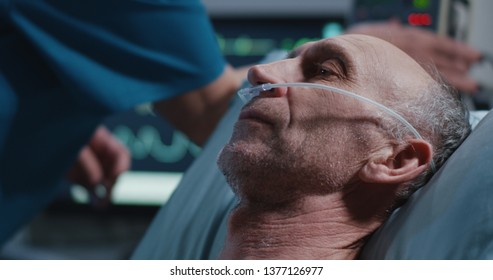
top-left (439, 0), bottom-right (493, 108)
top-left (238, 82), bottom-right (437, 173)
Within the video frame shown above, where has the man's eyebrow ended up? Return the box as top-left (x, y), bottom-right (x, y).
top-left (309, 41), bottom-right (350, 63)
top-left (288, 40), bottom-right (353, 75)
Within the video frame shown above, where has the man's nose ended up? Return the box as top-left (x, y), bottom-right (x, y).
top-left (247, 60), bottom-right (298, 98)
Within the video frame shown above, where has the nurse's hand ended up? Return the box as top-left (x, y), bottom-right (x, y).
top-left (67, 126), bottom-right (131, 208)
top-left (347, 20), bottom-right (482, 93)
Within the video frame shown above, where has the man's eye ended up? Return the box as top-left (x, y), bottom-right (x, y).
top-left (317, 64), bottom-right (335, 76)
top-left (303, 59), bottom-right (345, 81)
top-left (315, 59), bottom-right (344, 79)
top-left (319, 67), bottom-right (332, 75)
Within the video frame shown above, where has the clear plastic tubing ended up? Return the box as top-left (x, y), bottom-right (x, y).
top-left (238, 82), bottom-right (436, 173)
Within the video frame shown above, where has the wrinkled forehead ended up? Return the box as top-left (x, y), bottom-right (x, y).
top-left (294, 35), bottom-right (433, 91)
top-left (292, 35), bottom-right (399, 60)
top-left (297, 35), bottom-right (414, 62)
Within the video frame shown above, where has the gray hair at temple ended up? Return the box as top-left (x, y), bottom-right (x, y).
top-left (385, 73), bottom-right (472, 204)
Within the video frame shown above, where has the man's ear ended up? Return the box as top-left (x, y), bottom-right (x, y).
top-left (359, 140), bottom-right (433, 184)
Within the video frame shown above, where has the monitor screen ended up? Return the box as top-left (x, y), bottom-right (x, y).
top-left (352, 0), bottom-right (441, 31)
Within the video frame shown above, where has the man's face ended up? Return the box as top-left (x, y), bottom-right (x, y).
top-left (218, 35), bottom-right (433, 204)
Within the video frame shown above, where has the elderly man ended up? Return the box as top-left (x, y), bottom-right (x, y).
top-left (216, 34), bottom-right (470, 259)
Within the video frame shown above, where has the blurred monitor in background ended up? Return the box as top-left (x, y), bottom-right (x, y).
top-left (352, 0), bottom-right (440, 30)
top-left (438, 0), bottom-right (493, 108)
top-left (352, 0), bottom-right (493, 109)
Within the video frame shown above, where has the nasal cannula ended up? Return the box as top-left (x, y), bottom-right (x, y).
top-left (237, 82), bottom-right (437, 173)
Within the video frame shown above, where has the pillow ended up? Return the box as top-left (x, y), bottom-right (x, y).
top-left (361, 110), bottom-right (493, 259)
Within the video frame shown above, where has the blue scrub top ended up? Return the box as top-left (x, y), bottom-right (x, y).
top-left (0, 0), bottom-right (225, 245)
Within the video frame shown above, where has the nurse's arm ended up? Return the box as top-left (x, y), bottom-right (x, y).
top-left (153, 65), bottom-right (247, 146)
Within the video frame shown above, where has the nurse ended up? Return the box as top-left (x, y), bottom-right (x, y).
top-left (0, 0), bottom-right (240, 245)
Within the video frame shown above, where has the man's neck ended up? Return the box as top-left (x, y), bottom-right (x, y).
top-left (219, 193), bottom-right (384, 260)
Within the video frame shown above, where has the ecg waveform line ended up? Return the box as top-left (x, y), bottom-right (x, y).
top-left (112, 125), bottom-right (201, 163)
